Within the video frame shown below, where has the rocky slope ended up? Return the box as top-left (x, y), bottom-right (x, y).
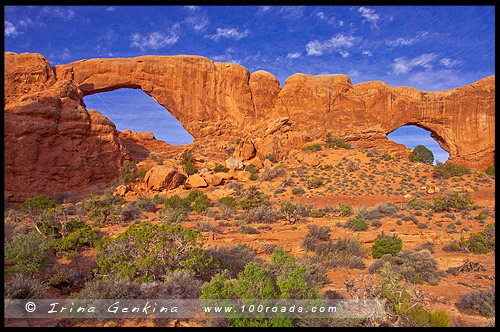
top-left (4, 52), bottom-right (495, 202)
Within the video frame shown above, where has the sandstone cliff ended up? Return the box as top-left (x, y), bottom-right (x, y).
top-left (4, 52), bottom-right (495, 202)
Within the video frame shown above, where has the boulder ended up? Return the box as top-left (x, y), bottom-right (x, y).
top-left (225, 157), bottom-right (244, 170)
top-left (113, 185), bottom-right (129, 197)
top-left (186, 174), bottom-right (208, 188)
top-left (144, 165), bottom-right (186, 191)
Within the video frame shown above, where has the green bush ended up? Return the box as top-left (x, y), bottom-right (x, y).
top-left (52, 225), bottom-right (99, 256)
top-left (245, 163), bottom-right (258, 174)
top-left (291, 187), bottom-right (305, 196)
top-left (443, 226), bottom-right (495, 254)
top-left (371, 232), bottom-right (403, 259)
top-left (82, 192), bottom-right (124, 225)
top-left (264, 153), bottom-right (276, 163)
top-left (310, 209), bottom-right (325, 218)
top-left (5, 230), bottom-right (51, 274)
top-left (381, 153), bottom-right (394, 161)
top-left (432, 192), bottom-right (477, 212)
top-left (485, 166), bottom-right (495, 176)
top-left (192, 194), bottom-right (212, 214)
top-left (280, 201), bottom-right (301, 224)
top-left (201, 248), bottom-right (322, 327)
top-left (303, 144), bottom-right (322, 152)
top-left (408, 145), bottom-right (434, 165)
top-left (20, 195), bottom-right (55, 214)
top-left (326, 133), bottom-right (351, 149)
top-left (214, 164), bottom-right (229, 173)
top-left (346, 214), bottom-right (368, 231)
top-left (119, 161), bottom-right (138, 184)
top-left (218, 196), bottom-right (238, 208)
top-left (408, 307), bottom-right (450, 327)
top-left (95, 223), bottom-right (213, 281)
top-left (180, 150), bottom-right (194, 165)
top-left (433, 162), bottom-right (471, 178)
top-left (184, 160), bottom-right (197, 175)
top-left (164, 195), bottom-right (191, 211)
top-left (307, 177), bottom-right (324, 189)
top-left (338, 203), bottom-right (353, 217)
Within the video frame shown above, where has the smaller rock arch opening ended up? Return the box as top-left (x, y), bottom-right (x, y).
top-left (83, 88), bottom-right (194, 145)
top-left (387, 125), bottom-right (449, 164)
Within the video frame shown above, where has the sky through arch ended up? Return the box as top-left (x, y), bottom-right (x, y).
top-left (83, 88), bottom-right (194, 145)
top-left (387, 125), bottom-right (449, 164)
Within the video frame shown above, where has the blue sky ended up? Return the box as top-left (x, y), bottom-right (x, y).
top-left (4, 5), bottom-right (495, 159)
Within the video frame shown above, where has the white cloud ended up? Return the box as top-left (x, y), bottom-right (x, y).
top-left (4, 21), bottom-right (20, 37)
top-left (61, 47), bottom-right (71, 60)
top-left (349, 69), bottom-right (360, 77)
top-left (212, 47), bottom-right (260, 66)
top-left (338, 20), bottom-right (344, 26)
top-left (440, 57), bottom-right (462, 68)
top-left (279, 6), bottom-right (304, 19)
top-left (306, 33), bottom-right (356, 56)
top-left (205, 27), bottom-right (249, 41)
top-left (259, 6), bottom-right (271, 13)
top-left (106, 7), bottom-right (115, 12)
top-left (130, 25), bottom-right (180, 51)
top-left (340, 51), bottom-right (350, 58)
top-left (386, 31), bottom-right (429, 47)
top-left (184, 6), bottom-right (199, 11)
top-left (184, 15), bottom-right (209, 31)
top-left (358, 7), bottom-right (379, 29)
top-left (316, 11), bottom-right (335, 24)
top-left (287, 52), bottom-right (301, 59)
top-left (362, 50), bottom-right (373, 56)
top-left (392, 53), bottom-right (438, 74)
top-left (42, 7), bottom-right (75, 21)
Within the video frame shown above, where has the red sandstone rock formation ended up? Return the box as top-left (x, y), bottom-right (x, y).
top-left (4, 52), bottom-right (495, 202)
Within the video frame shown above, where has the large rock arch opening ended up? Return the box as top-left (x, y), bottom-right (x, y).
top-left (83, 88), bottom-right (194, 146)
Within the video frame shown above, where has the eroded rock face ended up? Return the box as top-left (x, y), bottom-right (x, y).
top-left (4, 52), bottom-right (495, 202)
top-left (4, 52), bottom-right (129, 203)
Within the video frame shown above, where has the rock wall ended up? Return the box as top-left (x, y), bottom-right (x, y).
top-left (4, 52), bottom-right (495, 202)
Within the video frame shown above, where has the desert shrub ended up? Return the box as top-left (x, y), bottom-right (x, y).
top-left (279, 201), bottom-right (302, 224)
top-left (214, 164), bottom-right (229, 173)
top-left (121, 201), bottom-right (142, 222)
top-left (237, 225), bottom-right (259, 234)
top-left (371, 232), bottom-right (403, 259)
top-left (365, 148), bottom-right (381, 157)
top-left (197, 221), bottom-right (222, 234)
top-left (201, 248), bottom-right (322, 327)
top-left (407, 198), bottom-right (427, 210)
top-left (310, 209), bottom-right (325, 218)
top-left (315, 238), bottom-right (366, 269)
top-left (408, 307), bottom-right (450, 327)
top-left (140, 270), bottom-right (203, 299)
top-left (180, 150), bottom-right (194, 164)
top-left (361, 202), bottom-right (400, 220)
top-left (338, 203), bottom-right (353, 217)
top-left (291, 187), bottom-right (305, 196)
top-left (346, 214), bottom-right (368, 231)
top-left (432, 192), bottom-right (477, 212)
top-left (485, 166), bottom-right (495, 176)
top-left (184, 160), bottom-right (197, 175)
top-left (207, 244), bottom-right (259, 278)
top-left (191, 193), bottom-right (212, 214)
top-left (455, 287), bottom-right (495, 318)
top-left (381, 153), bottom-right (395, 161)
top-left (264, 153), bottom-right (276, 163)
top-left (159, 207), bottom-right (188, 224)
top-left (164, 195), bottom-right (191, 211)
top-left (326, 133), bottom-right (351, 149)
top-left (72, 279), bottom-right (142, 299)
top-left (82, 192), bottom-right (124, 225)
top-left (249, 173), bottom-right (259, 181)
top-left (307, 177), bottom-right (324, 189)
top-left (218, 196), bottom-right (238, 208)
top-left (20, 195), bottom-right (55, 215)
top-left (52, 192), bottom-right (71, 205)
top-left (245, 163), bottom-right (258, 174)
top-left (137, 197), bottom-right (157, 212)
top-left (443, 228), bottom-right (494, 254)
top-left (369, 249), bottom-right (444, 285)
top-left (303, 144), bottom-right (322, 152)
top-left (153, 194), bottom-right (164, 204)
top-left (238, 187), bottom-right (269, 210)
top-left (52, 225), bottom-right (99, 256)
top-left (415, 241), bottom-right (435, 254)
top-left (261, 167), bottom-right (286, 181)
top-left (433, 162), bottom-right (471, 179)
top-left (408, 145), bottom-right (434, 165)
top-left (5, 230), bottom-right (51, 274)
top-left (305, 224), bottom-right (331, 242)
top-left (242, 205), bottom-right (278, 223)
top-left (41, 264), bottom-right (85, 293)
top-left (119, 161), bottom-right (138, 184)
top-left (345, 160), bottom-right (360, 172)
top-left (95, 223), bottom-right (213, 281)
top-left (4, 274), bottom-right (48, 299)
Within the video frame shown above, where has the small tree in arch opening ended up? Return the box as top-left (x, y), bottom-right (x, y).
top-left (409, 145), bottom-right (434, 165)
